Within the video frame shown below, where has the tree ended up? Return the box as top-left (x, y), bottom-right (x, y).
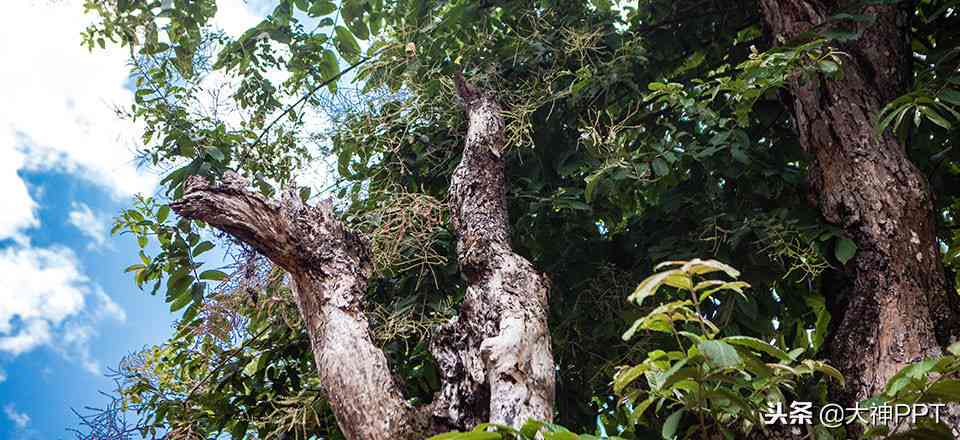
top-left (760, 0), bottom-right (960, 410)
top-left (80, 0), bottom-right (960, 438)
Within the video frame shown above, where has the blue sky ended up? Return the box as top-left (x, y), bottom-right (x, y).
top-left (0, 1), bottom-right (269, 438)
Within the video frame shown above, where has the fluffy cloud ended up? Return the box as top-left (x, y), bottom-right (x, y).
top-left (215, 0), bottom-right (263, 36)
top-left (3, 404), bottom-right (29, 430)
top-left (0, 247), bottom-right (124, 374)
top-left (93, 287), bottom-right (127, 323)
top-left (0, 248), bottom-right (86, 340)
top-left (67, 203), bottom-right (110, 250)
top-left (0, 1), bottom-right (155, 198)
top-left (0, 0), bottom-right (259, 376)
top-left (0, 0), bottom-right (260, 201)
top-left (0, 0), bottom-right (276, 381)
top-left (58, 322), bottom-right (101, 375)
top-left (0, 142), bottom-right (37, 245)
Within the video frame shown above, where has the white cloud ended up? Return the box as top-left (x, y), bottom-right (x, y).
top-left (0, 0), bottom-right (267, 204)
top-left (93, 287), bottom-right (127, 323)
top-left (3, 404), bottom-right (29, 430)
top-left (214, 0), bottom-right (262, 37)
top-left (0, 248), bottom-right (86, 340)
top-left (0, 0), bottom-right (155, 198)
top-left (0, 143), bottom-right (37, 244)
top-left (58, 322), bottom-right (100, 375)
top-left (0, 247), bottom-right (125, 374)
top-left (67, 203), bottom-right (110, 250)
top-left (0, 368), bottom-right (7, 383)
top-left (0, 0), bottom-right (262, 380)
top-left (0, 321), bottom-right (51, 356)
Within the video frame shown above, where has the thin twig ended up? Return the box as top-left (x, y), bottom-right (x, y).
top-left (248, 47), bottom-right (391, 151)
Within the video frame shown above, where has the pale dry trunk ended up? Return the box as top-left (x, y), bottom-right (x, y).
top-left (429, 72), bottom-right (556, 430)
top-left (171, 175), bottom-right (422, 440)
top-left (169, 71), bottom-right (556, 438)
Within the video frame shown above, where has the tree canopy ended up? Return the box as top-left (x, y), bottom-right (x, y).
top-left (76, 0), bottom-right (960, 439)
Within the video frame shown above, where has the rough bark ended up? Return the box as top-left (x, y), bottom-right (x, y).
top-left (428, 73), bottom-right (556, 430)
top-left (168, 72), bottom-right (556, 437)
top-left (760, 0), bottom-right (960, 409)
top-left (170, 173), bottom-right (421, 440)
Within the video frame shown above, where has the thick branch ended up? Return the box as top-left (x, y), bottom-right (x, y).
top-left (171, 173), bottom-right (421, 440)
top-left (170, 174), bottom-right (300, 269)
top-left (430, 75), bottom-right (555, 429)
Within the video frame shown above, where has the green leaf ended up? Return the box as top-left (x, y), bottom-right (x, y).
top-left (169, 290), bottom-right (192, 312)
top-left (947, 342), bottom-right (960, 356)
top-left (802, 360), bottom-right (844, 385)
top-left (613, 364), bottom-right (647, 393)
top-left (939, 90), bottom-right (960, 106)
top-left (628, 269), bottom-right (683, 305)
top-left (804, 293), bottom-right (831, 351)
top-left (167, 273), bottom-right (192, 295)
top-left (684, 259), bottom-right (740, 277)
top-left (724, 336), bottom-right (793, 361)
top-left (919, 106), bottom-right (953, 129)
top-left (243, 354), bottom-right (264, 376)
top-left (584, 167), bottom-right (610, 203)
top-left (318, 49), bottom-right (340, 92)
top-left (819, 60), bottom-right (839, 74)
top-left (205, 146), bottom-right (225, 162)
top-left (652, 158), bottom-right (670, 177)
top-left (157, 205), bottom-right (170, 223)
top-left (698, 340), bottom-right (743, 369)
top-left (661, 409), bottom-right (685, 440)
top-left (192, 241), bottom-right (215, 257)
top-left (124, 264), bottom-right (146, 273)
top-left (309, 0), bottom-right (338, 16)
top-left (427, 433), bottom-right (501, 440)
top-left (704, 389), bottom-right (758, 423)
top-left (876, 105), bottom-right (903, 135)
top-left (334, 26), bottom-right (361, 63)
top-left (651, 358), bottom-right (688, 391)
top-left (520, 420), bottom-right (544, 438)
top-left (885, 358), bottom-right (939, 396)
top-left (835, 238), bottom-right (857, 265)
top-left (344, 12), bottom-right (369, 41)
top-left (926, 379), bottom-right (960, 402)
top-left (663, 273), bottom-right (692, 290)
top-left (199, 269), bottom-right (229, 281)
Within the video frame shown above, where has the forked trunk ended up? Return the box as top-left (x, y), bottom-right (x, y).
top-left (169, 72), bottom-right (556, 438)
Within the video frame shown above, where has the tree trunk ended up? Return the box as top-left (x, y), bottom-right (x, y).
top-left (170, 174), bottom-right (423, 440)
top-left (760, 0), bottom-right (960, 409)
top-left (428, 73), bottom-right (556, 430)
top-left (169, 72), bottom-right (556, 438)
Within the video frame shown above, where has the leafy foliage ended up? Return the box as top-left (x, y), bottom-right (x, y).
top-left (859, 342), bottom-right (960, 439)
top-left (74, 0), bottom-right (960, 438)
top-left (613, 259), bottom-right (841, 439)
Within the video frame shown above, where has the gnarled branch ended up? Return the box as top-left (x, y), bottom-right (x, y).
top-left (430, 73), bottom-right (556, 429)
top-left (171, 173), bottom-right (421, 440)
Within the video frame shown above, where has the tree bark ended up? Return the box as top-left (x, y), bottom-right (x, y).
top-left (170, 174), bottom-right (422, 440)
top-left (760, 0), bottom-right (960, 409)
top-left (428, 73), bottom-right (556, 430)
top-left (168, 73), bottom-right (556, 437)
